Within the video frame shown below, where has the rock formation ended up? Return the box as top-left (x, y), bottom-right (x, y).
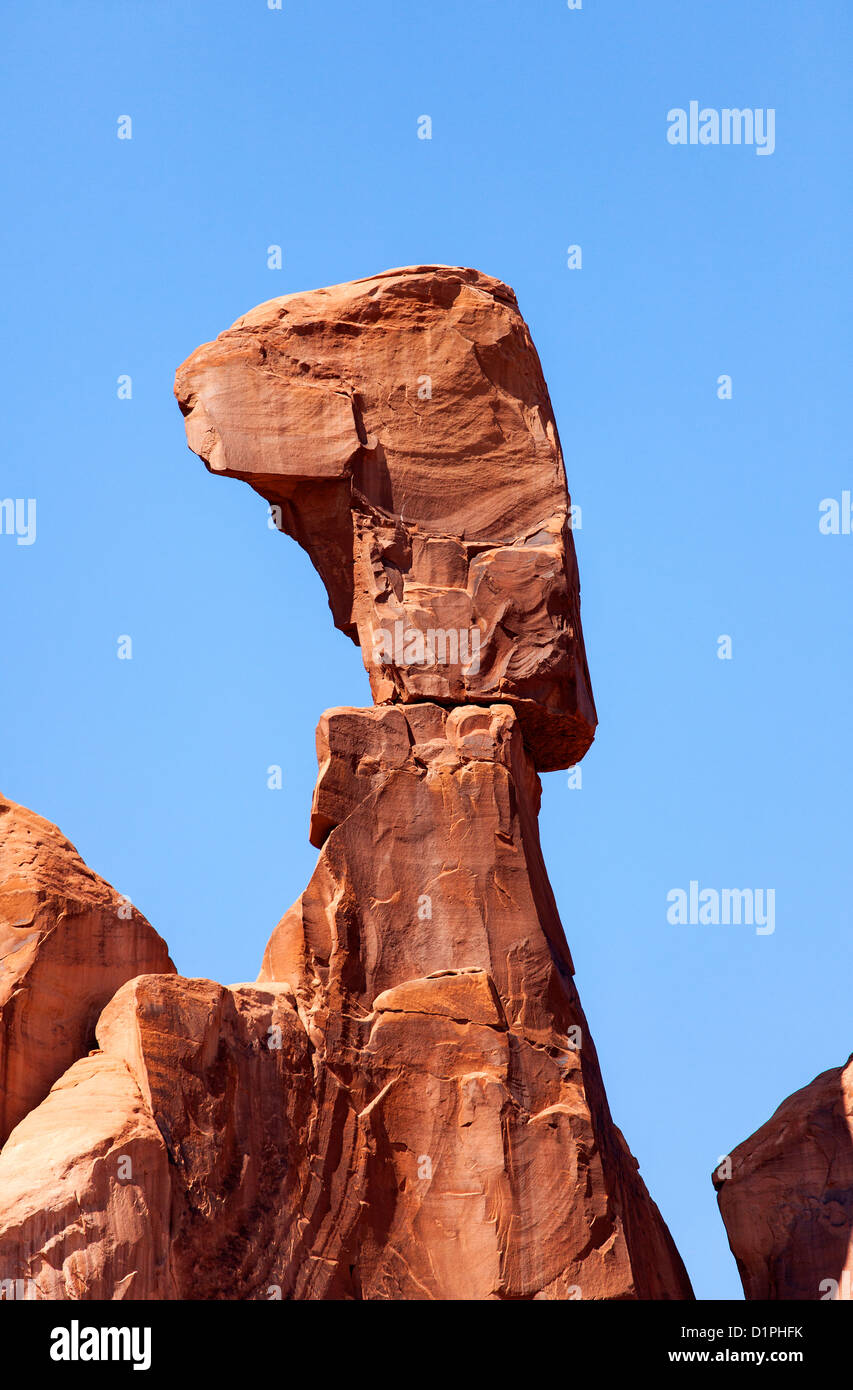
top-left (715, 1056), bottom-right (853, 1300)
top-left (0, 266), bottom-right (692, 1300)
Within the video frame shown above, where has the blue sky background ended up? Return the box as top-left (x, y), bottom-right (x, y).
top-left (1, 0), bottom-right (850, 1300)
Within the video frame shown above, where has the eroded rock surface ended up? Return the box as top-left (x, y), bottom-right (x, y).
top-left (174, 266), bottom-right (596, 771)
top-left (715, 1056), bottom-right (853, 1300)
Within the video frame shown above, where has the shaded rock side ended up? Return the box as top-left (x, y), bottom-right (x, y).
top-left (714, 1055), bottom-right (853, 1300)
top-left (174, 265), bottom-right (596, 772)
top-left (0, 794), bottom-right (175, 1147)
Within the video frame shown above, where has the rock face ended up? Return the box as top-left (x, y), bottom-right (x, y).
top-left (0, 794), bottom-right (174, 1147)
top-left (0, 266), bottom-right (693, 1301)
top-left (715, 1057), bottom-right (853, 1300)
top-left (174, 266), bottom-right (596, 773)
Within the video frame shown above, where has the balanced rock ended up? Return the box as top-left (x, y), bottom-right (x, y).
top-left (0, 794), bottom-right (174, 1146)
top-left (175, 266), bottom-right (596, 771)
top-left (715, 1055), bottom-right (853, 1300)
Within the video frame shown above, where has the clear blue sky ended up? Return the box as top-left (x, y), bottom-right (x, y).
top-left (1, 0), bottom-right (850, 1300)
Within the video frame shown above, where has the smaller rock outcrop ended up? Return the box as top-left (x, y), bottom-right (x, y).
top-left (0, 973), bottom-right (311, 1300)
top-left (714, 1055), bottom-right (853, 1300)
top-left (0, 794), bottom-right (175, 1146)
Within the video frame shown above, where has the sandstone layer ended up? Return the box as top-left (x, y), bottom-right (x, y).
top-left (174, 266), bottom-right (596, 772)
top-left (715, 1055), bottom-right (853, 1300)
top-left (0, 794), bottom-right (174, 1147)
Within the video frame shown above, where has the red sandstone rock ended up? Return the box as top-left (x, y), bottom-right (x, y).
top-left (0, 794), bottom-right (174, 1147)
top-left (0, 973), bottom-right (312, 1300)
top-left (715, 1056), bottom-right (853, 1300)
top-left (174, 266), bottom-right (596, 772)
top-left (0, 1051), bottom-right (172, 1299)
